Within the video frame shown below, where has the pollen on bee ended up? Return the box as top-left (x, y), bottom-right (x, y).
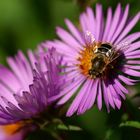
top-left (77, 42), bottom-right (116, 79)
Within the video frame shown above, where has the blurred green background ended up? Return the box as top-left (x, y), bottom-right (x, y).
top-left (0, 0), bottom-right (140, 140)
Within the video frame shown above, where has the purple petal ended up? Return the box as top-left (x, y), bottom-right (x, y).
top-left (106, 83), bottom-right (115, 109)
top-left (79, 12), bottom-right (88, 34)
top-left (102, 7), bottom-right (112, 41)
top-left (111, 4), bottom-right (129, 43)
top-left (65, 19), bottom-right (84, 45)
top-left (0, 83), bottom-right (17, 106)
top-left (113, 97), bottom-right (121, 109)
top-left (86, 7), bottom-right (96, 37)
top-left (125, 49), bottom-right (140, 57)
top-left (113, 84), bottom-right (126, 99)
top-left (56, 27), bottom-right (81, 51)
top-left (118, 75), bottom-right (137, 85)
top-left (86, 79), bottom-right (99, 110)
top-left (109, 84), bottom-right (122, 109)
top-left (7, 57), bottom-right (30, 91)
top-left (125, 55), bottom-right (140, 59)
top-left (102, 81), bottom-right (110, 112)
top-left (126, 60), bottom-right (140, 65)
top-left (57, 76), bottom-right (86, 105)
top-left (17, 51), bottom-right (33, 79)
top-left (66, 80), bottom-right (90, 116)
top-left (124, 65), bottom-right (140, 70)
top-left (115, 12), bottom-right (140, 44)
top-left (123, 67), bottom-right (140, 77)
top-left (114, 79), bottom-right (128, 94)
top-left (0, 65), bottom-right (20, 93)
top-left (95, 4), bottom-right (103, 41)
top-left (119, 32), bottom-right (140, 45)
top-left (77, 79), bottom-right (93, 114)
top-left (48, 40), bottom-right (77, 56)
top-left (106, 3), bottom-right (121, 42)
top-left (97, 80), bottom-right (102, 110)
top-left (27, 50), bottom-right (37, 69)
top-left (125, 41), bottom-right (140, 53)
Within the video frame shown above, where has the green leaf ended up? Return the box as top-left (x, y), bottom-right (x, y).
top-left (119, 121), bottom-right (140, 129)
top-left (57, 124), bottom-right (82, 131)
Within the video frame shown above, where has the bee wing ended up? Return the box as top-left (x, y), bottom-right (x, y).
top-left (84, 31), bottom-right (95, 46)
top-left (109, 42), bottom-right (130, 62)
top-left (115, 42), bottom-right (130, 52)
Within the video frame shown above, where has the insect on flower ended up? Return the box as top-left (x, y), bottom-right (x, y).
top-left (43, 3), bottom-right (140, 116)
top-left (79, 31), bottom-right (128, 79)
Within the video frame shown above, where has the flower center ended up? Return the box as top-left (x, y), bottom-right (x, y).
top-left (3, 122), bottom-right (23, 135)
top-left (77, 42), bottom-right (115, 79)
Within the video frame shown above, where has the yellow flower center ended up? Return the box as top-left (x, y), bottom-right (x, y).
top-left (3, 122), bottom-right (23, 135)
top-left (77, 45), bottom-right (95, 76)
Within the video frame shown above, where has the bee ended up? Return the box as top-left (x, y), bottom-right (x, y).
top-left (88, 43), bottom-right (115, 78)
top-left (83, 31), bottom-right (126, 78)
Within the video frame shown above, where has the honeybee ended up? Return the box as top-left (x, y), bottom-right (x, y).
top-left (88, 43), bottom-right (115, 78)
top-left (84, 31), bottom-right (121, 78)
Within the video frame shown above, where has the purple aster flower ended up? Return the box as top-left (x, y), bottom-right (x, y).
top-left (0, 124), bottom-right (25, 140)
top-left (0, 48), bottom-right (66, 135)
top-left (45, 3), bottom-right (140, 116)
